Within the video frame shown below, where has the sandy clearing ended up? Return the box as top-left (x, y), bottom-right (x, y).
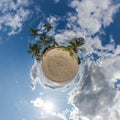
top-left (42, 48), bottom-right (78, 83)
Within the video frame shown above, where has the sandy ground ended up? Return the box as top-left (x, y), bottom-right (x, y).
top-left (42, 48), bottom-right (78, 83)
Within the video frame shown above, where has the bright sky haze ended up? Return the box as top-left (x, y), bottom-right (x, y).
top-left (0, 0), bottom-right (120, 120)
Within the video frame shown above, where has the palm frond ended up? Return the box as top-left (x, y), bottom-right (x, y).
top-left (39, 32), bottom-right (46, 40)
top-left (43, 23), bottom-right (53, 31)
top-left (76, 37), bottom-right (85, 47)
top-left (69, 37), bottom-right (85, 53)
top-left (30, 28), bottom-right (39, 37)
top-left (69, 38), bottom-right (77, 46)
top-left (49, 37), bottom-right (59, 47)
top-left (78, 57), bottom-right (81, 65)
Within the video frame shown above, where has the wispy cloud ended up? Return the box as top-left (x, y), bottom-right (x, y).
top-left (0, 0), bottom-right (31, 35)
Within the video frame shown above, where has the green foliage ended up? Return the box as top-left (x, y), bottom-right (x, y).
top-left (39, 32), bottom-right (46, 40)
top-left (27, 43), bottom-right (42, 61)
top-left (78, 57), bottom-right (81, 65)
top-left (28, 23), bottom-right (58, 62)
top-left (69, 37), bottom-right (85, 53)
top-left (43, 23), bottom-right (53, 32)
top-left (30, 28), bottom-right (39, 37)
top-left (28, 23), bottom-right (85, 65)
top-left (59, 46), bottom-right (82, 64)
top-left (59, 46), bottom-right (75, 58)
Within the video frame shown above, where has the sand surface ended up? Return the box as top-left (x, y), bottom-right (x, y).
top-left (42, 48), bottom-right (78, 83)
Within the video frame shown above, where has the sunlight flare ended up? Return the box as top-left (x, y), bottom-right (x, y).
top-left (43, 101), bottom-right (55, 114)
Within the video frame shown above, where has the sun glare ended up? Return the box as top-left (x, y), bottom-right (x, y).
top-left (43, 101), bottom-right (55, 114)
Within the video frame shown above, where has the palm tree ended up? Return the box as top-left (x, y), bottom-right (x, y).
top-left (28, 23), bottom-right (58, 61)
top-left (43, 23), bottom-right (53, 32)
top-left (49, 37), bottom-right (59, 47)
top-left (78, 57), bottom-right (81, 64)
top-left (39, 39), bottom-right (50, 47)
top-left (28, 43), bottom-right (42, 61)
top-left (63, 37), bottom-right (85, 64)
top-left (39, 32), bottom-right (46, 40)
top-left (30, 28), bottom-right (39, 37)
top-left (69, 37), bottom-right (85, 53)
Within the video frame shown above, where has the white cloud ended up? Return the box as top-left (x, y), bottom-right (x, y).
top-left (54, 0), bottom-right (60, 3)
top-left (0, 0), bottom-right (31, 35)
top-left (66, 29), bottom-right (120, 120)
top-left (68, 0), bottom-right (120, 35)
top-left (69, 60), bottom-right (120, 120)
top-left (52, 112), bottom-right (67, 120)
top-left (114, 45), bottom-right (120, 55)
top-left (65, 25), bottom-right (120, 120)
top-left (31, 97), bottom-right (44, 108)
top-left (31, 97), bottom-right (56, 114)
top-left (16, 0), bottom-right (30, 7)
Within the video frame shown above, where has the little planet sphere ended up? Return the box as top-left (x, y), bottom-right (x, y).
top-left (42, 48), bottom-right (79, 83)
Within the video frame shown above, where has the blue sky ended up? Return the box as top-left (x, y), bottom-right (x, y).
top-left (0, 0), bottom-right (120, 120)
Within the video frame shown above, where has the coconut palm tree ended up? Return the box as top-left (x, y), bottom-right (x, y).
top-left (69, 37), bottom-right (85, 53)
top-left (78, 57), bottom-right (81, 64)
top-left (28, 43), bottom-right (42, 61)
top-left (28, 23), bottom-right (58, 61)
top-left (64, 37), bottom-right (85, 64)
top-left (30, 28), bottom-right (39, 37)
top-left (49, 37), bottom-right (59, 47)
top-left (40, 37), bottom-right (58, 55)
top-left (43, 23), bottom-right (53, 32)
top-left (39, 32), bottom-right (46, 40)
